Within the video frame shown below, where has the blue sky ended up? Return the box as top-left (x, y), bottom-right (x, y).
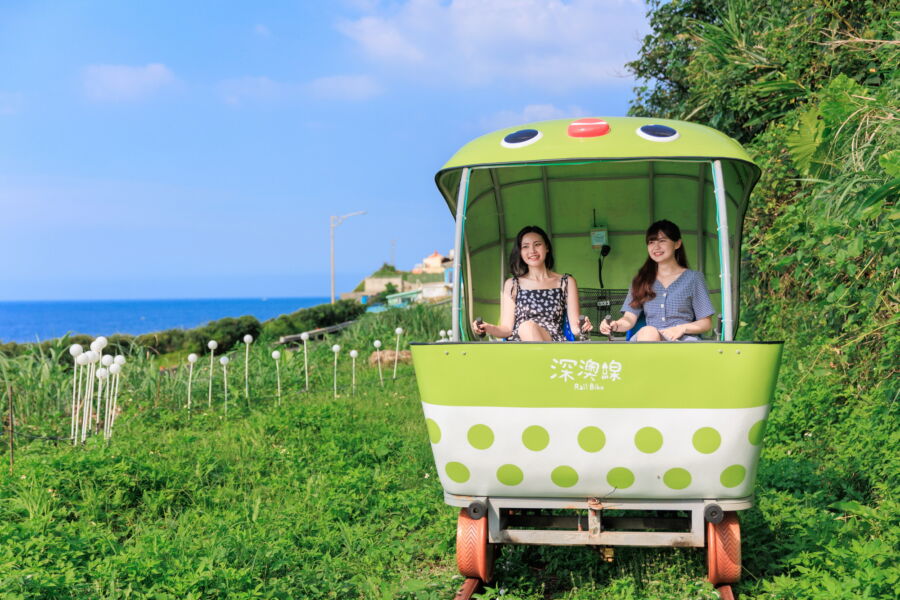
top-left (0, 0), bottom-right (649, 300)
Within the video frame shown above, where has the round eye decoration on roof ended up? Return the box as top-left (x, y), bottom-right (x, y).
top-left (636, 123), bottom-right (680, 142)
top-left (567, 118), bottom-right (610, 138)
top-left (501, 128), bottom-right (542, 148)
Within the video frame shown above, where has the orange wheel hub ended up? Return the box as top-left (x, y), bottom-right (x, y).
top-left (707, 511), bottom-right (741, 585)
top-left (456, 508), bottom-right (495, 582)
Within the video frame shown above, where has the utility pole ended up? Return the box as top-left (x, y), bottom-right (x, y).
top-left (390, 239), bottom-right (396, 268)
top-left (330, 211), bottom-right (366, 304)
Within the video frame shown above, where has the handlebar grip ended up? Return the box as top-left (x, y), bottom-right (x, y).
top-left (603, 314), bottom-right (614, 342)
top-left (577, 315), bottom-right (588, 341)
top-left (474, 317), bottom-right (486, 338)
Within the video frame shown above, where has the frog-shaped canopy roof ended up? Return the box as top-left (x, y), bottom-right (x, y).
top-left (434, 117), bottom-right (762, 341)
top-left (439, 116), bottom-right (756, 172)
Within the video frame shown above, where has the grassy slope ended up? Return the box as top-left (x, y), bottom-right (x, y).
top-left (2, 296), bottom-right (896, 598)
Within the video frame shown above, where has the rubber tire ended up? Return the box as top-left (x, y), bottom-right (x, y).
top-left (456, 508), bottom-right (495, 582)
top-left (707, 511), bottom-right (741, 585)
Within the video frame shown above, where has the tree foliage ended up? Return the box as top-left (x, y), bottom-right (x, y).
top-left (629, 1), bottom-right (898, 597)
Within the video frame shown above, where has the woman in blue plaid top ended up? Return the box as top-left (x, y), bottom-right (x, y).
top-left (599, 220), bottom-right (714, 342)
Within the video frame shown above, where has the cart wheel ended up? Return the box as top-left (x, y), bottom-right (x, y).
top-left (707, 511), bottom-right (741, 585)
top-left (457, 508), bottom-right (495, 582)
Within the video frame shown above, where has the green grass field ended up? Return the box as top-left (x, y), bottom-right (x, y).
top-left (1, 303), bottom-right (896, 599)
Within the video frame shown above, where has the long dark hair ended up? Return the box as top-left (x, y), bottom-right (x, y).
top-left (630, 220), bottom-right (689, 308)
top-left (509, 225), bottom-right (554, 278)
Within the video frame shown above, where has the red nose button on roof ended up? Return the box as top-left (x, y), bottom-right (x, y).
top-left (567, 118), bottom-right (610, 138)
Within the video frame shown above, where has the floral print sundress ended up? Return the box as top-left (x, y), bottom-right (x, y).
top-left (508, 274), bottom-right (569, 342)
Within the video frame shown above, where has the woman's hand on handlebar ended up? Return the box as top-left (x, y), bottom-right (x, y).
top-left (578, 316), bottom-right (593, 334)
top-left (471, 319), bottom-right (487, 336)
top-left (599, 318), bottom-right (620, 336)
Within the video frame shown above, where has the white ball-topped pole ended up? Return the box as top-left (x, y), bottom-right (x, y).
top-left (101, 354), bottom-right (114, 367)
top-left (114, 355), bottom-right (126, 366)
top-left (331, 344), bottom-right (341, 398)
top-left (95, 367), bottom-right (108, 437)
top-left (393, 327), bottom-right (404, 380)
top-left (104, 362), bottom-right (122, 440)
top-left (207, 340), bottom-right (217, 408)
top-left (243, 334), bottom-right (253, 402)
top-left (220, 355), bottom-right (230, 414)
top-left (374, 340), bottom-right (384, 387)
top-left (272, 350), bottom-right (282, 405)
top-left (300, 332), bottom-right (310, 392)
top-left (69, 344), bottom-right (84, 441)
top-left (187, 353), bottom-right (198, 412)
top-left (349, 350), bottom-right (359, 395)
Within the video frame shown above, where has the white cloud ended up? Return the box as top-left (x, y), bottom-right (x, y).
top-left (254, 24), bottom-right (271, 37)
top-left (0, 91), bottom-right (24, 115)
top-left (481, 103), bottom-right (589, 131)
top-left (339, 16), bottom-right (425, 63)
top-left (337, 0), bottom-right (647, 89)
top-left (308, 74), bottom-right (383, 101)
top-left (219, 76), bottom-right (292, 106)
top-left (82, 63), bottom-right (175, 102)
top-left (218, 74), bottom-right (382, 105)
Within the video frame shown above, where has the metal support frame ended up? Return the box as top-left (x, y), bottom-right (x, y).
top-left (444, 494), bottom-right (752, 549)
top-left (541, 167), bottom-right (553, 234)
top-left (489, 169), bottom-right (507, 288)
top-left (711, 160), bottom-right (734, 341)
top-left (451, 168), bottom-right (470, 342)
top-left (696, 163), bottom-right (706, 274)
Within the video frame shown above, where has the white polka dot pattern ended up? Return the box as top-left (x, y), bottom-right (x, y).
top-left (423, 404), bottom-right (768, 499)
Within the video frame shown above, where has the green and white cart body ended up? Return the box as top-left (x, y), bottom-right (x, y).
top-left (412, 117), bottom-right (782, 550)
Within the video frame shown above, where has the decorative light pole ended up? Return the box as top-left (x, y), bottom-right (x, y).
top-left (393, 327), bottom-right (404, 380)
top-left (207, 340), bottom-right (218, 408)
top-left (330, 211), bottom-right (366, 304)
top-left (187, 353), bottom-right (198, 411)
top-left (301, 332), bottom-right (310, 391)
top-left (349, 350), bottom-right (358, 395)
top-left (69, 344), bottom-right (83, 441)
top-left (331, 344), bottom-right (341, 398)
top-left (111, 355), bottom-right (126, 435)
top-left (73, 352), bottom-right (89, 444)
top-left (272, 351), bottom-right (282, 405)
top-left (220, 356), bottom-right (230, 414)
top-left (106, 363), bottom-right (121, 439)
top-left (373, 340), bottom-right (384, 387)
top-left (243, 334), bottom-right (253, 402)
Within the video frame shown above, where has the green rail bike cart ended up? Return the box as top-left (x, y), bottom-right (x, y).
top-left (411, 117), bottom-right (783, 598)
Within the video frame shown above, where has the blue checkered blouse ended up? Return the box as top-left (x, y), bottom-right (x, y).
top-left (621, 269), bottom-right (715, 331)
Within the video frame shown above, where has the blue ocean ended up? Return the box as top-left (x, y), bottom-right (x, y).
top-left (0, 297), bottom-right (329, 343)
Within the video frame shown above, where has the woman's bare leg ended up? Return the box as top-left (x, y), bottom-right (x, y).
top-left (634, 326), bottom-right (662, 341)
top-left (518, 320), bottom-right (552, 341)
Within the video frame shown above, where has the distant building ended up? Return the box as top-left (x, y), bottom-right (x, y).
top-left (412, 250), bottom-right (448, 274)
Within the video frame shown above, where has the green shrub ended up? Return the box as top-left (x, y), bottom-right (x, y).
top-left (261, 299), bottom-right (366, 340)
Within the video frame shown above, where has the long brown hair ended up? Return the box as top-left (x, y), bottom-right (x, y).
top-left (630, 220), bottom-right (689, 308)
top-left (509, 225), bottom-right (554, 277)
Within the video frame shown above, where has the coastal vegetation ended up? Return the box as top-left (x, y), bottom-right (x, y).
top-left (0, 300), bottom-right (366, 360)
